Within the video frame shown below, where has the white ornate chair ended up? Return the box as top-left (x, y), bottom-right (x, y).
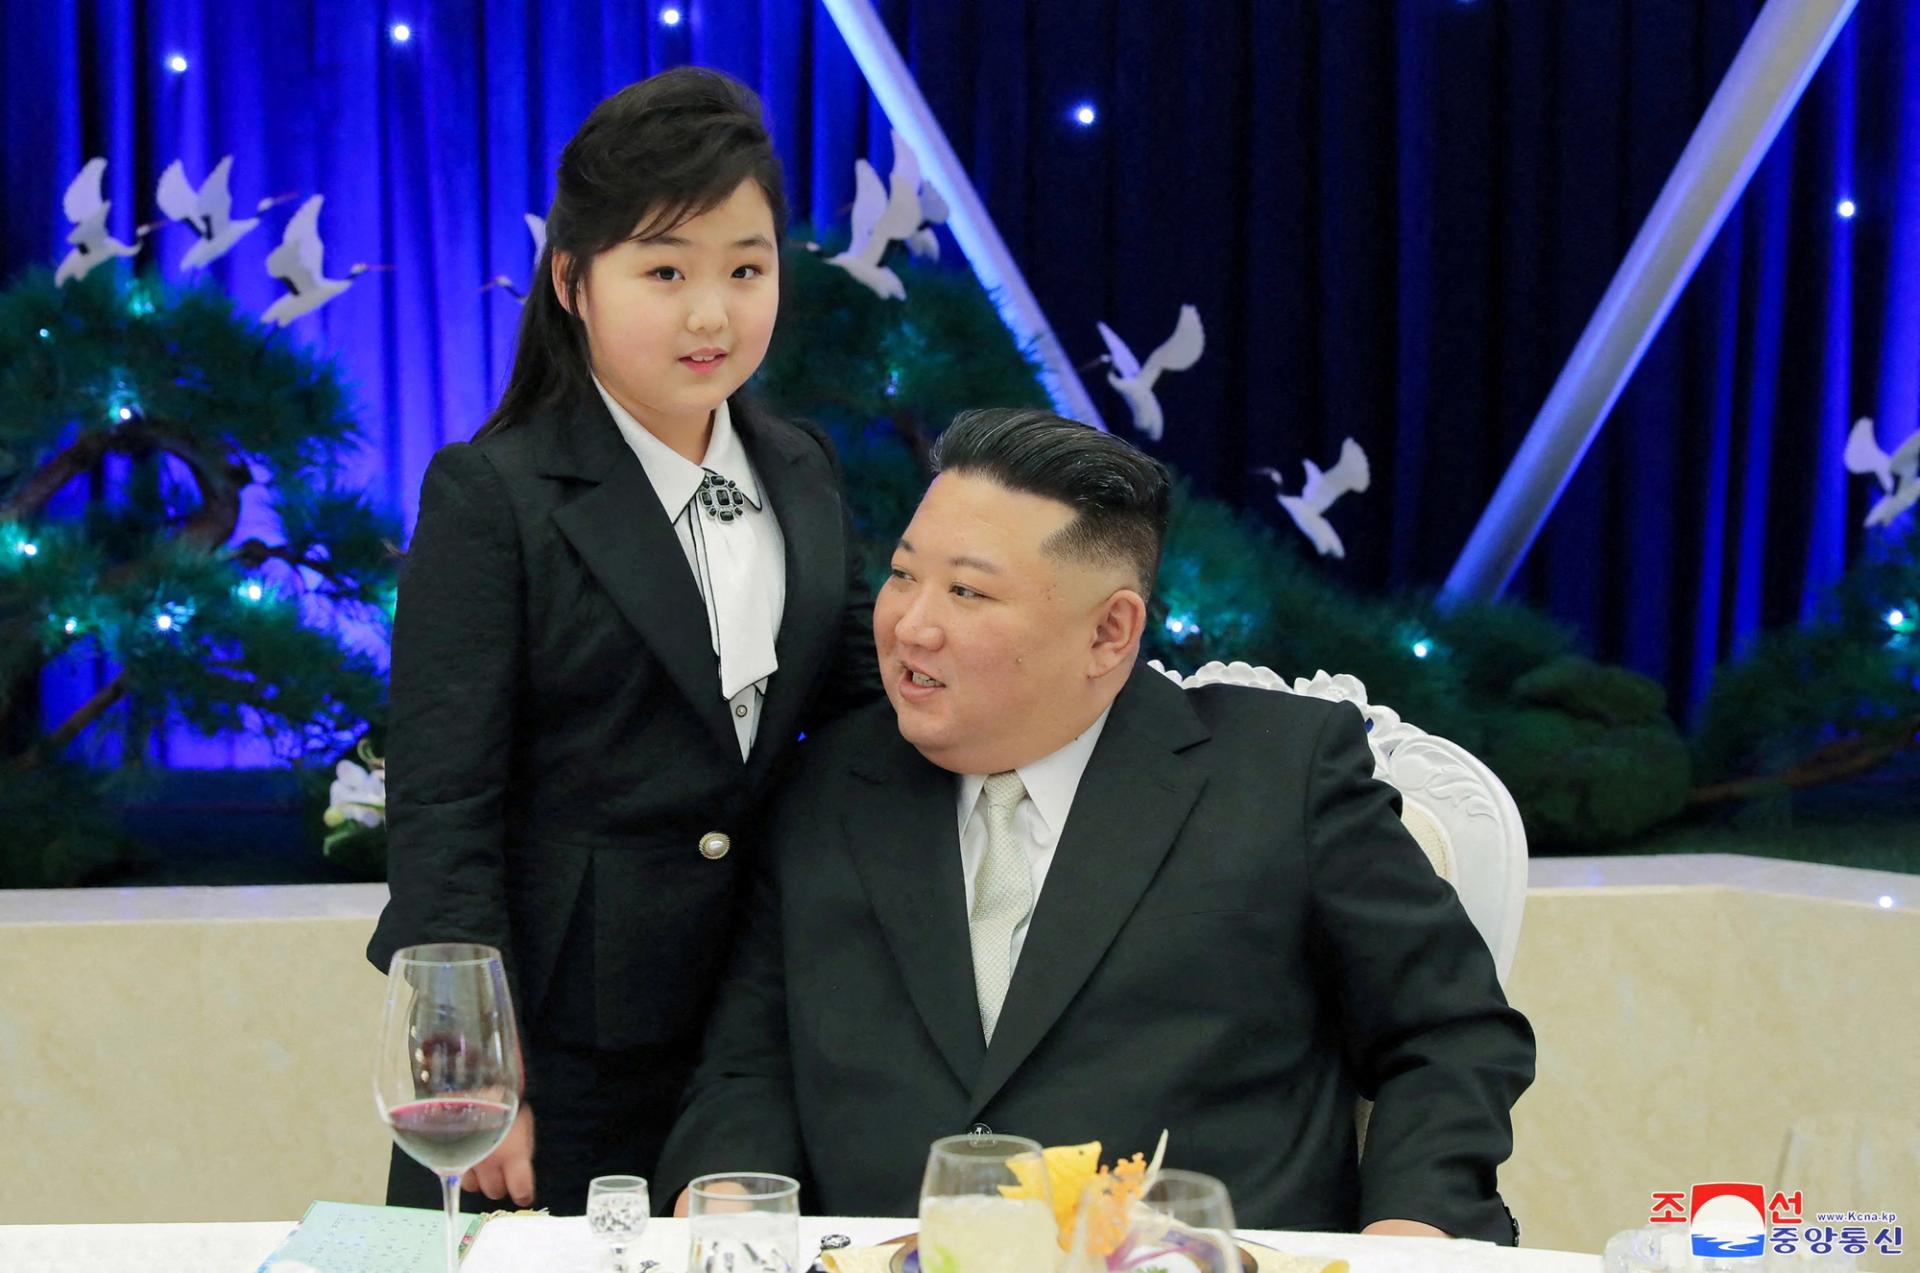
top-left (1149, 660), bottom-right (1527, 984)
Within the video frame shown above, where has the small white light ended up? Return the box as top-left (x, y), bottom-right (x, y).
top-left (155, 613), bottom-right (174, 632)
top-left (1166, 616), bottom-right (1185, 635)
top-left (660, 5), bottom-right (683, 25)
top-left (1878, 895), bottom-right (1895, 909)
top-left (390, 22), bottom-right (412, 43)
top-left (117, 407), bottom-right (133, 421)
top-left (166, 53), bottom-right (189, 74)
top-left (1889, 609), bottom-right (1909, 629)
top-left (1412, 639), bottom-right (1433, 659)
top-left (63, 618), bottom-right (78, 635)
top-left (19, 542), bottom-right (39, 558)
top-left (244, 582), bottom-right (264, 602)
top-left (37, 328), bottom-right (51, 339)
top-left (1072, 103), bottom-right (1097, 127)
top-left (1837, 198), bottom-right (1857, 219)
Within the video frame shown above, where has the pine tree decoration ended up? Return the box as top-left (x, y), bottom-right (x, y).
top-left (0, 266), bottom-right (396, 885)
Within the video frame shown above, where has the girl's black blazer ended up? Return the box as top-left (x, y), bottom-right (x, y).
top-left (366, 387), bottom-right (881, 1052)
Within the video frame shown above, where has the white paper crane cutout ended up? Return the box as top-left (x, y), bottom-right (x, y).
top-left (1844, 416), bottom-right (1920, 528)
top-left (260, 196), bottom-right (378, 326)
top-left (1094, 304), bottom-right (1205, 441)
top-left (55, 158), bottom-right (144, 285)
top-left (905, 181), bottom-right (948, 262)
top-left (484, 213), bottom-right (548, 303)
top-left (826, 130), bottom-right (929, 300)
top-left (154, 156), bottom-right (278, 270)
top-left (1254, 438), bottom-right (1373, 559)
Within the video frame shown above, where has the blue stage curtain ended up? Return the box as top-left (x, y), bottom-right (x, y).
top-left (3, 0), bottom-right (1916, 766)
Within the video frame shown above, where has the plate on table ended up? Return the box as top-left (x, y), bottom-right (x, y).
top-left (885, 1232), bottom-right (1263, 1272)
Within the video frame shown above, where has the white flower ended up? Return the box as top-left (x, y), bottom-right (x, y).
top-left (326, 757), bottom-right (385, 828)
top-left (1288, 669), bottom-right (1371, 703)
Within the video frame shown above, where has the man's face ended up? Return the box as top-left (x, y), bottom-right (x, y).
top-left (874, 471), bottom-right (1127, 774)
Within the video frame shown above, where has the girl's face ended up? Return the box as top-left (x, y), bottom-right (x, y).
top-left (560, 178), bottom-right (779, 440)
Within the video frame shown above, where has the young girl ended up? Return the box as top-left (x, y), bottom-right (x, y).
top-left (368, 67), bottom-right (879, 1215)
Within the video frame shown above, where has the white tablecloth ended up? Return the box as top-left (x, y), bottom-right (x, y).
top-left (0, 1215), bottom-right (1601, 1272)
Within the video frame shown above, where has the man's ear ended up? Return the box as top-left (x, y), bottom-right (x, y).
top-left (1089, 588), bottom-right (1147, 678)
top-left (550, 250), bottom-right (574, 314)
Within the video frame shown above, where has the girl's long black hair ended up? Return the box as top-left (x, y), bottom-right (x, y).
top-left (476, 67), bottom-right (788, 439)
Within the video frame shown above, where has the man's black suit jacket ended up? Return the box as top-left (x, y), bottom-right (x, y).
top-left (656, 666), bottom-right (1534, 1243)
top-left (366, 389), bottom-right (879, 1054)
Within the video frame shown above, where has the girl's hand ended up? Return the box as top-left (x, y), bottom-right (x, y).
top-left (461, 1103), bottom-right (536, 1207)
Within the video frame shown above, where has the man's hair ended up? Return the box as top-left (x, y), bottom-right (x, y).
top-left (930, 407), bottom-right (1171, 597)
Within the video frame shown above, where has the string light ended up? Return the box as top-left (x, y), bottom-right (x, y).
top-left (659, 6), bottom-right (683, 25)
top-left (389, 22), bottom-right (413, 44)
top-left (152, 600), bottom-right (196, 633)
top-left (1887, 609), bottom-right (1909, 630)
top-left (1165, 614), bottom-right (1201, 637)
top-left (1837, 198), bottom-right (1857, 220)
top-left (1071, 102), bottom-right (1097, 127)
top-left (166, 53), bottom-right (189, 74)
top-left (1411, 638), bottom-right (1434, 660)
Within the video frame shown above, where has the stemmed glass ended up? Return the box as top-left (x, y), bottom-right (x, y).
top-left (373, 943), bottom-right (523, 1273)
top-left (588, 1175), bottom-right (651, 1272)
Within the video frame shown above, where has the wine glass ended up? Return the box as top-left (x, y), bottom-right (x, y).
top-left (374, 943), bottom-right (523, 1273)
top-left (1134, 1170), bottom-right (1239, 1272)
top-left (588, 1175), bottom-right (651, 1272)
top-left (918, 1133), bottom-right (1058, 1272)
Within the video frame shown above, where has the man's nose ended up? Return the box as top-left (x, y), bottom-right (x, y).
top-left (892, 596), bottom-right (943, 648)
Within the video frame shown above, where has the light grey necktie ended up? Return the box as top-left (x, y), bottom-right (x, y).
top-left (969, 771), bottom-right (1032, 1045)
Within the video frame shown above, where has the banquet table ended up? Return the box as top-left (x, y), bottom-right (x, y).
top-left (0, 1214), bottom-right (1603, 1272)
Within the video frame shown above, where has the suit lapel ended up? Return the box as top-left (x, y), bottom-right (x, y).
top-left (538, 393), bottom-right (740, 764)
top-left (842, 730), bottom-right (989, 1091)
top-left (735, 398), bottom-right (844, 790)
top-left (966, 669), bottom-right (1211, 1117)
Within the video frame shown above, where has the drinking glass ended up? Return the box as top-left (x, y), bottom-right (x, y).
top-left (687, 1172), bottom-right (801, 1273)
top-left (918, 1133), bottom-right (1058, 1273)
top-left (373, 944), bottom-right (522, 1273)
top-left (587, 1174), bottom-right (650, 1272)
top-left (1133, 1169), bottom-right (1238, 1272)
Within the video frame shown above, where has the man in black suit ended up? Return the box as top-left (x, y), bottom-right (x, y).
top-left (656, 407), bottom-right (1534, 1242)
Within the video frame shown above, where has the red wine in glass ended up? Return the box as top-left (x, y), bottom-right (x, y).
top-left (387, 1098), bottom-right (515, 1174)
